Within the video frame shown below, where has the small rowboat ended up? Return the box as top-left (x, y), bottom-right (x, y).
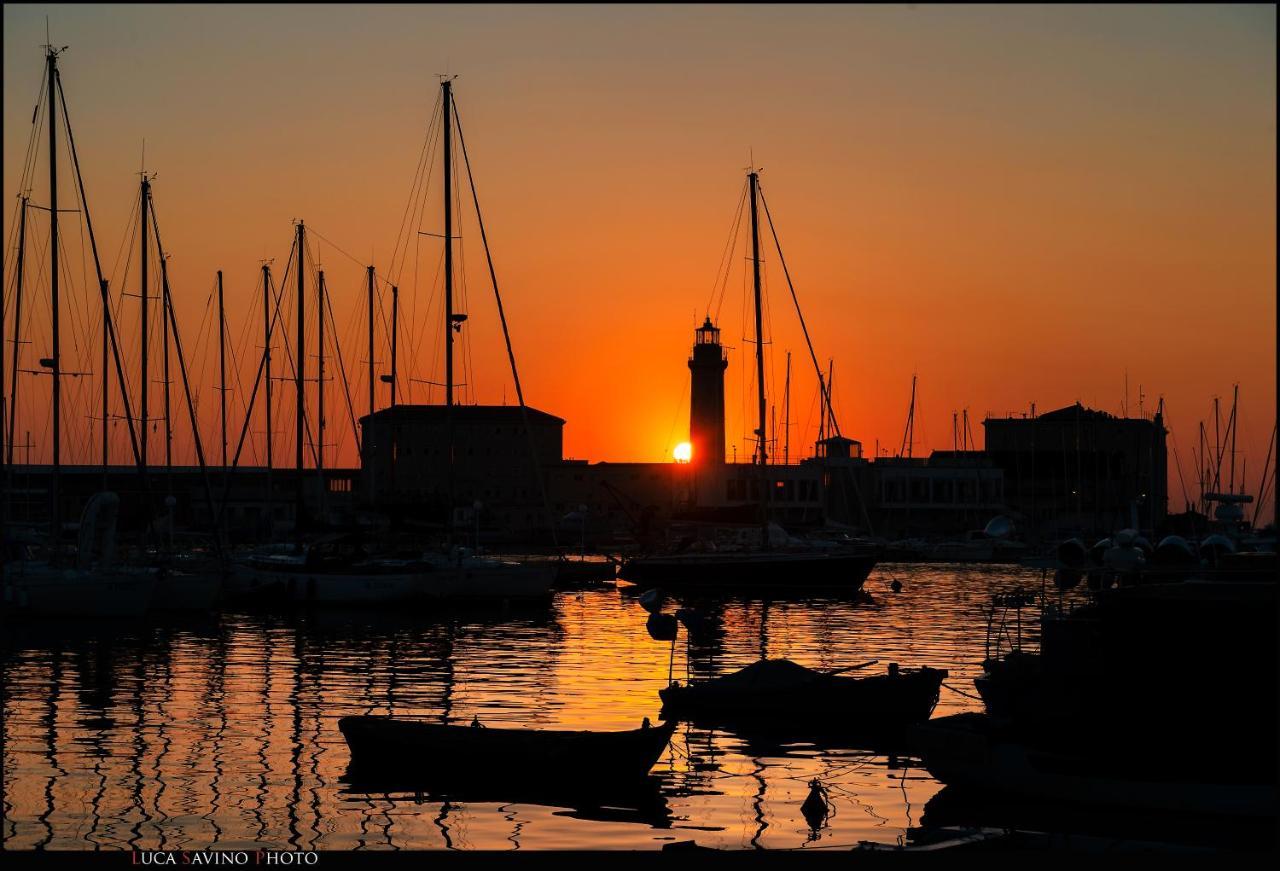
top-left (338, 715), bottom-right (676, 783)
top-left (659, 659), bottom-right (946, 731)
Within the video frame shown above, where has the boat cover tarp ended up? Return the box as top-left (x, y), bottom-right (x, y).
top-left (707, 659), bottom-right (831, 690)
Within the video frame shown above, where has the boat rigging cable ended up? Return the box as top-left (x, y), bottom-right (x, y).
top-left (147, 187), bottom-right (225, 553)
top-left (757, 182), bottom-right (875, 533)
top-left (756, 185), bottom-right (839, 439)
top-left (216, 248), bottom-right (298, 521)
top-left (57, 67), bottom-right (147, 479)
top-left (451, 94), bottom-right (558, 547)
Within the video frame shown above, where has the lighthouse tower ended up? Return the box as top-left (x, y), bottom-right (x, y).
top-left (689, 317), bottom-right (728, 467)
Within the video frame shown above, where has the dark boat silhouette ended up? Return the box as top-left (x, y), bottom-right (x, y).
top-left (339, 771), bottom-right (673, 829)
top-left (659, 658), bottom-right (946, 732)
top-left (338, 715), bottom-right (676, 783)
top-left (912, 712), bottom-right (1276, 821)
top-left (619, 168), bottom-right (878, 594)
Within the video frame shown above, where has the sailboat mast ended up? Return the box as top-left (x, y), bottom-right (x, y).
top-left (443, 79), bottom-right (455, 408)
top-left (366, 265), bottom-right (375, 419)
top-left (783, 351), bottom-right (791, 466)
top-left (262, 263), bottom-right (273, 522)
top-left (100, 278), bottom-right (109, 484)
top-left (48, 47), bottom-right (62, 553)
top-left (8, 196), bottom-right (28, 465)
top-left (317, 269), bottom-right (326, 483)
top-left (1213, 397), bottom-right (1221, 492)
top-left (904, 375), bottom-right (917, 458)
top-left (1228, 384), bottom-right (1239, 494)
top-left (748, 171), bottom-right (769, 547)
top-left (295, 221), bottom-right (305, 531)
top-left (390, 285), bottom-right (398, 407)
top-left (828, 361), bottom-right (836, 440)
top-left (140, 175), bottom-right (150, 478)
top-left (161, 251), bottom-right (173, 482)
top-left (218, 269), bottom-right (227, 468)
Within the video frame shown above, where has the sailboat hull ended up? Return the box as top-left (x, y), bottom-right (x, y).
top-left (419, 562), bottom-right (555, 602)
top-left (3, 563), bottom-right (157, 618)
top-left (619, 551), bottom-right (876, 591)
top-left (227, 563), bottom-right (424, 605)
top-left (151, 568), bottom-right (224, 610)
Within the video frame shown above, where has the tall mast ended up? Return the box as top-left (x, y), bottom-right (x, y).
top-left (140, 175), bottom-right (150, 479)
top-left (366, 265), bottom-right (375, 419)
top-left (47, 47), bottom-right (62, 553)
top-left (161, 250), bottom-right (173, 484)
top-left (295, 221), bottom-right (305, 532)
top-left (262, 263), bottom-right (273, 526)
top-left (828, 361), bottom-right (836, 439)
top-left (1228, 384), bottom-right (1239, 494)
top-left (903, 374), bottom-right (917, 459)
top-left (317, 269), bottom-right (326, 484)
top-left (443, 79), bottom-right (455, 408)
top-left (390, 285), bottom-right (398, 407)
top-left (442, 79), bottom-right (458, 540)
top-left (217, 269), bottom-right (227, 468)
top-left (1197, 420), bottom-right (1203, 511)
top-left (100, 278), bottom-right (109, 486)
top-left (748, 170), bottom-right (769, 547)
top-left (818, 368), bottom-right (825, 444)
top-left (783, 351), bottom-right (791, 466)
top-left (7, 197), bottom-right (28, 465)
top-left (1213, 397), bottom-right (1222, 492)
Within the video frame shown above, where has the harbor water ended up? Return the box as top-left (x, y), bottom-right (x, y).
top-left (3, 564), bottom-right (1045, 851)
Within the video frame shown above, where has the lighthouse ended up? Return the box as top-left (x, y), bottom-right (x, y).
top-left (688, 317), bottom-right (728, 467)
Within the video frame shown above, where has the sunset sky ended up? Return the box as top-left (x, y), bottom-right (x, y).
top-left (3, 5), bottom-right (1275, 520)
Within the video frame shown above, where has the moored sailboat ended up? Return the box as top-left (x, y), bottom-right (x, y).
top-left (620, 169), bottom-right (877, 592)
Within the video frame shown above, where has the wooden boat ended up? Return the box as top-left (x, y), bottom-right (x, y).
top-left (659, 658), bottom-right (946, 730)
top-left (619, 548), bottom-right (876, 592)
top-left (911, 713), bottom-right (1277, 820)
top-left (338, 715), bottom-right (676, 782)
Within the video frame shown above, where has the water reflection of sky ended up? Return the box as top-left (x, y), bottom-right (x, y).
top-left (2, 564), bottom-right (1045, 850)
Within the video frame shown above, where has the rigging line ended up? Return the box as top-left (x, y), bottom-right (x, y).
top-left (270, 241), bottom-right (322, 469)
top-left (108, 193), bottom-right (141, 329)
top-left (757, 183), bottom-right (840, 438)
top-left (4, 197), bottom-right (28, 306)
top-left (707, 179), bottom-right (749, 324)
top-left (410, 242), bottom-right (446, 404)
top-left (394, 96), bottom-right (444, 294)
top-left (149, 207), bottom-right (220, 548)
top-left (14, 67), bottom-right (48, 201)
top-left (715, 191), bottom-right (747, 326)
top-left (1254, 421), bottom-right (1276, 526)
top-left (322, 275), bottom-right (362, 455)
top-left (452, 97), bottom-right (557, 546)
top-left (389, 89), bottom-right (444, 287)
top-left (305, 225), bottom-right (380, 285)
top-left (404, 141), bottom-right (442, 401)
top-left (58, 73), bottom-right (149, 483)
top-left (217, 268), bottom-right (280, 514)
top-left (188, 277), bottom-right (218, 425)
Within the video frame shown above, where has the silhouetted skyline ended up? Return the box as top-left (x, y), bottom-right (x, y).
top-left (3, 5), bottom-right (1275, 523)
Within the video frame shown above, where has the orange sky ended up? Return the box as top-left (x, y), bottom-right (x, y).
top-left (3, 5), bottom-right (1275, 521)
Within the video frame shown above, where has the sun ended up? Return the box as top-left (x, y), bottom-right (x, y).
top-left (673, 442), bottom-right (692, 463)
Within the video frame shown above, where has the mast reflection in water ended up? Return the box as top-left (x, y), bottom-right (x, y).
top-left (3, 565), bottom-right (1030, 850)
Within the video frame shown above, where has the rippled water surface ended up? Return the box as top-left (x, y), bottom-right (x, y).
top-left (3, 564), bottom-right (1046, 851)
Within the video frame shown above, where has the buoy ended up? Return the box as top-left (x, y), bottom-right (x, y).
top-left (646, 612), bottom-right (679, 641)
top-left (638, 588), bottom-right (666, 614)
top-left (890, 580), bottom-right (903, 593)
top-left (801, 779), bottom-right (830, 830)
